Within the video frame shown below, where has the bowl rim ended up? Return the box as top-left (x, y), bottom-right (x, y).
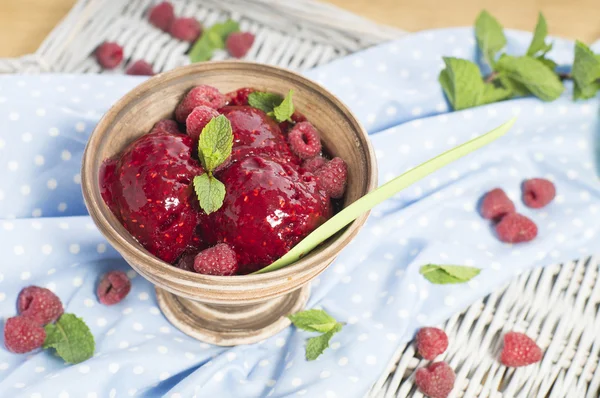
top-left (81, 60), bottom-right (377, 286)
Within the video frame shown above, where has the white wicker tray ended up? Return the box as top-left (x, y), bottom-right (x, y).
top-left (1, 1), bottom-right (599, 397)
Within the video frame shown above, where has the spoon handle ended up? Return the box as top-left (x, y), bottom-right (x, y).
top-left (256, 118), bottom-right (516, 274)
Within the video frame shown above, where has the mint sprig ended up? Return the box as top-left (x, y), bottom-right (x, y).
top-left (43, 313), bottom-right (95, 364)
top-left (288, 309), bottom-right (344, 361)
top-left (189, 19), bottom-right (240, 63)
top-left (440, 11), bottom-right (600, 110)
top-left (248, 90), bottom-right (295, 122)
top-left (420, 264), bottom-right (481, 285)
top-left (193, 114), bottom-right (233, 215)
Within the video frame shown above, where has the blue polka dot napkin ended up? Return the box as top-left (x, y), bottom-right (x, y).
top-left (0, 28), bottom-right (599, 398)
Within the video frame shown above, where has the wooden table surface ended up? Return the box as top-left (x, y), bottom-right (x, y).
top-left (0, 0), bottom-right (599, 57)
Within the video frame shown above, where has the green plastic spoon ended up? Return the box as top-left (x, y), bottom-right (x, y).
top-left (255, 117), bottom-right (516, 274)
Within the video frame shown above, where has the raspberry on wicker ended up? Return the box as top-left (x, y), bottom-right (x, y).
top-left (186, 105), bottom-right (220, 141)
top-left (125, 60), bottom-right (155, 76)
top-left (495, 213), bottom-right (538, 243)
top-left (95, 42), bottom-right (123, 69)
top-left (301, 156), bottom-right (327, 173)
top-left (287, 121), bottom-right (322, 159)
top-left (17, 286), bottom-right (64, 325)
top-left (522, 178), bottom-right (556, 208)
top-left (97, 270), bottom-right (132, 305)
top-left (226, 32), bottom-right (256, 58)
top-left (315, 157), bottom-right (348, 199)
top-left (175, 85), bottom-right (226, 123)
top-left (415, 362), bottom-right (456, 398)
top-left (416, 327), bottom-right (449, 360)
top-left (4, 316), bottom-right (46, 354)
top-left (150, 119), bottom-right (180, 135)
top-left (169, 17), bottom-right (202, 42)
top-left (148, 1), bottom-right (174, 32)
top-left (193, 243), bottom-right (239, 276)
top-left (480, 188), bottom-right (516, 220)
top-left (501, 331), bottom-right (543, 367)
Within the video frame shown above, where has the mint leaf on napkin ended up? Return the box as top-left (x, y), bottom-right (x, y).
top-left (248, 91), bottom-right (284, 114)
top-left (289, 309), bottom-right (344, 361)
top-left (526, 13), bottom-right (552, 57)
top-left (43, 313), bottom-right (95, 364)
top-left (197, 114), bottom-right (233, 173)
top-left (438, 57), bottom-right (511, 110)
top-left (572, 41), bottom-right (600, 100)
top-left (495, 55), bottom-right (564, 101)
top-left (420, 264), bottom-right (481, 285)
top-left (193, 173), bottom-right (226, 215)
top-left (475, 10), bottom-right (506, 67)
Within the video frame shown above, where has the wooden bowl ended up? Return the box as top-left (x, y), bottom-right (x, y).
top-left (81, 61), bottom-right (377, 346)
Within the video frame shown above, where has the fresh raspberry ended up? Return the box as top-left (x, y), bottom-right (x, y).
top-left (415, 362), bottom-right (455, 398)
top-left (97, 270), bottom-right (132, 305)
top-left (186, 105), bottom-right (220, 141)
top-left (125, 60), bottom-right (155, 76)
top-left (226, 32), bottom-right (255, 58)
top-left (480, 188), bottom-right (516, 220)
top-left (175, 85), bottom-right (226, 123)
top-left (4, 316), bottom-right (46, 354)
top-left (416, 327), bottom-right (449, 360)
top-left (169, 17), bottom-right (202, 42)
top-left (148, 1), bottom-right (174, 32)
top-left (150, 119), bottom-right (180, 135)
top-left (193, 244), bottom-right (239, 276)
top-left (17, 286), bottom-right (64, 326)
top-left (522, 178), bottom-right (556, 209)
top-left (225, 87), bottom-right (255, 106)
top-left (279, 111), bottom-right (308, 133)
top-left (287, 122), bottom-right (322, 159)
top-left (301, 156), bottom-right (327, 173)
top-left (500, 331), bottom-right (543, 367)
top-left (495, 213), bottom-right (538, 243)
top-left (95, 42), bottom-right (124, 69)
top-left (315, 157), bottom-right (348, 199)
top-left (175, 251), bottom-right (197, 272)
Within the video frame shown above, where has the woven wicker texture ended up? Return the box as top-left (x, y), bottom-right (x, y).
top-left (1, 1), bottom-right (598, 397)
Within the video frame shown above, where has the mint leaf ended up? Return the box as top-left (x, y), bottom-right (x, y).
top-left (420, 264), bottom-right (481, 285)
top-left (288, 309), bottom-right (339, 333)
top-left (527, 13), bottom-right (552, 57)
top-left (572, 41), bottom-right (600, 100)
top-left (210, 20), bottom-right (240, 41)
top-left (43, 313), bottom-right (95, 364)
top-left (272, 90), bottom-right (294, 122)
top-left (496, 55), bottom-right (564, 101)
top-left (475, 10), bottom-right (506, 67)
top-left (438, 57), bottom-right (511, 110)
top-left (305, 323), bottom-right (342, 361)
top-left (189, 19), bottom-right (239, 63)
top-left (248, 92), bottom-right (284, 114)
top-left (197, 115), bottom-right (233, 172)
top-left (193, 173), bottom-right (226, 215)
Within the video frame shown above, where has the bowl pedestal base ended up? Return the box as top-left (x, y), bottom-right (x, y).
top-left (155, 285), bottom-right (310, 346)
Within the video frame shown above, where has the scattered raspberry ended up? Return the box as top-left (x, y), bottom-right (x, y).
top-left (480, 188), bottom-right (516, 220)
top-left (495, 213), bottom-right (538, 243)
top-left (416, 327), bottom-right (449, 360)
top-left (315, 157), bottom-right (348, 199)
top-left (287, 122), bottom-right (322, 159)
top-left (169, 17), bottom-right (202, 42)
top-left (175, 85), bottom-right (226, 123)
top-left (95, 42), bottom-right (124, 69)
top-left (4, 316), bottom-right (46, 354)
top-left (148, 1), bottom-right (174, 32)
top-left (415, 362), bottom-right (455, 398)
top-left (125, 60), bottom-right (155, 76)
top-left (175, 251), bottom-right (197, 272)
top-left (193, 243), bottom-right (239, 276)
top-left (225, 87), bottom-right (255, 106)
top-left (301, 156), bottom-right (327, 173)
top-left (186, 105), bottom-right (220, 141)
top-left (226, 32), bottom-right (255, 58)
top-left (97, 270), bottom-right (132, 305)
top-left (17, 286), bottom-right (64, 326)
top-left (522, 178), bottom-right (556, 209)
top-left (151, 119), bottom-right (180, 135)
top-left (500, 331), bottom-right (543, 367)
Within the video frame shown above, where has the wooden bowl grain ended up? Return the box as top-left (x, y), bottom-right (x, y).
top-left (81, 61), bottom-right (377, 345)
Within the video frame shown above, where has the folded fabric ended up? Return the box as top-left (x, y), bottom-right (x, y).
top-left (0, 28), bottom-right (599, 398)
